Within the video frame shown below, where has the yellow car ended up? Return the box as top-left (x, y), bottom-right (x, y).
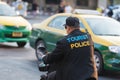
top-left (30, 9), bottom-right (120, 74)
top-left (0, 2), bottom-right (32, 47)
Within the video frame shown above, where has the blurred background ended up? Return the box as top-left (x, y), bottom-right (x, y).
top-left (2, 0), bottom-right (120, 15)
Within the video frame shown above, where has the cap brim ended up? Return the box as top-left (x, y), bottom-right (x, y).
top-left (63, 24), bottom-right (66, 26)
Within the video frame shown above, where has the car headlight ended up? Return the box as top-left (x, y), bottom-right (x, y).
top-left (0, 25), bottom-right (4, 29)
top-left (109, 46), bottom-right (120, 54)
top-left (26, 24), bottom-right (32, 31)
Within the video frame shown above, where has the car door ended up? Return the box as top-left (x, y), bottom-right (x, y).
top-left (44, 16), bottom-right (68, 51)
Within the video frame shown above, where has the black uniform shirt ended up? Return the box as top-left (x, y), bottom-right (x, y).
top-left (43, 29), bottom-right (98, 80)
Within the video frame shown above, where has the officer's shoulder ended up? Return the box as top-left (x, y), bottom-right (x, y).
top-left (58, 36), bottom-right (68, 43)
top-left (81, 31), bottom-right (90, 36)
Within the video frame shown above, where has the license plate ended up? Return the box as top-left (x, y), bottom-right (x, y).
top-left (12, 32), bottom-right (22, 37)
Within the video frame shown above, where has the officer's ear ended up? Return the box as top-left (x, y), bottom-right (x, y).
top-left (65, 26), bottom-right (71, 34)
top-left (67, 26), bottom-right (71, 31)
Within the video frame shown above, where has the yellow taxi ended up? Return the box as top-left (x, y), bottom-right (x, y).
top-left (30, 9), bottom-right (120, 74)
top-left (0, 2), bottom-right (32, 47)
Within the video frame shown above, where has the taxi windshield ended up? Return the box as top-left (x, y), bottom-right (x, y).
top-left (86, 18), bottom-right (120, 36)
top-left (0, 4), bottom-right (17, 16)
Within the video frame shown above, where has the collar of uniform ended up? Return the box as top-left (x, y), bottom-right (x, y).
top-left (69, 29), bottom-right (80, 35)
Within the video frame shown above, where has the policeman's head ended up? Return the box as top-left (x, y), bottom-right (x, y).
top-left (64, 16), bottom-right (80, 34)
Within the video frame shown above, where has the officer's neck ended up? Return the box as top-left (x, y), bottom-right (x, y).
top-left (68, 28), bottom-right (79, 34)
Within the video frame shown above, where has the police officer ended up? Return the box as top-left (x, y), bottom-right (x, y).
top-left (41, 17), bottom-right (98, 80)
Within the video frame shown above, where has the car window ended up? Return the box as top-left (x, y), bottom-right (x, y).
top-left (48, 16), bottom-right (67, 30)
top-left (0, 4), bottom-right (17, 16)
top-left (80, 21), bottom-right (85, 29)
top-left (86, 18), bottom-right (120, 36)
top-left (48, 16), bottom-right (85, 30)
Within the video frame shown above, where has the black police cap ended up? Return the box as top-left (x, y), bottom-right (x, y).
top-left (64, 17), bottom-right (80, 28)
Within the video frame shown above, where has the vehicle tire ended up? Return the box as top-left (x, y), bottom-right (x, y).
top-left (94, 51), bottom-right (103, 75)
top-left (17, 42), bottom-right (27, 47)
top-left (35, 40), bottom-right (46, 61)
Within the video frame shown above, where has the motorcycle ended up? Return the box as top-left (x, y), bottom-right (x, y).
top-left (37, 47), bottom-right (52, 80)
